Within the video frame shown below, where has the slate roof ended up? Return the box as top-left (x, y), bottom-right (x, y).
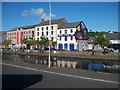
top-left (105, 33), bottom-right (120, 40)
top-left (39, 18), bottom-right (68, 28)
top-left (9, 24), bottom-right (40, 32)
top-left (60, 22), bottom-right (80, 29)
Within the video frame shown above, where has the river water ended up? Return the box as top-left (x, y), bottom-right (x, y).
top-left (2, 53), bottom-right (120, 74)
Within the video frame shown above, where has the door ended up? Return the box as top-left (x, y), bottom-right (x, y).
top-left (64, 43), bottom-right (68, 50)
top-left (58, 43), bottom-right (63, 49)
top-left (70, 43), bottom-right (74, 51)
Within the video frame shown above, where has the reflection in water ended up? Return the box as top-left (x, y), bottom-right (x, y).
top-left (2, 53), bottom-right (120, 74)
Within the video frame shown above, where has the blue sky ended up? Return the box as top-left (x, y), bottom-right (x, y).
top-left (2, 2), bottom-right (118, 32)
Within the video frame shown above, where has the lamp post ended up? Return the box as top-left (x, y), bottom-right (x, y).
top-left (48, 0), bottom-right (51, 68)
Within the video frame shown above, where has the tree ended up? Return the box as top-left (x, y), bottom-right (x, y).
top-left (22, 39), bottom-right (28, 44)
top-left (36, 37), bottom-right (49, 52)
top-left (52, 41), bottom-right (57, 48)
top-left (2, 39), bottom-right (12, 48)
top-left (93, 33), bottom-right (111, 49)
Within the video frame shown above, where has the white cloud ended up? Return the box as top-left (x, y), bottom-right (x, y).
top-left (21, 8), bottom-right (44, 16)
top-left (21, 10), bottom-right (29, 16)
top-left (41, 13), bottom-right (56, 21)
top-left (30, 8), bottom-right (44, 16)
top-left (21, 8), bottom-right (56, 20)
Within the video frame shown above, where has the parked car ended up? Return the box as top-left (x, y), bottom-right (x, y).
top-left (85, 49), bottom-right (93, 52)
top-left (56, 49), bottom-right (64, 51)
top-left (102, 48), bottom-right (110, 54)
top-left (44, 48), bottom-right (56, 51)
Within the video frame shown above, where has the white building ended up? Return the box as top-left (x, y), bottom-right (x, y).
top-left (57, 21), bottom-right (89, 51)
top-left (35, 18), bottom-right (68, 42)
top-left (105, 32), bottom-right (120, 51)
top-left (57, 22), bottom-right (80, 51)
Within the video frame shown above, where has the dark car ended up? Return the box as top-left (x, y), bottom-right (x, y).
top-left (85, 49), bottom-right (93, 52)
top-left (102, 48), bottom-right (110, 54)
top-left (44, 48), bottom-right (56, 51)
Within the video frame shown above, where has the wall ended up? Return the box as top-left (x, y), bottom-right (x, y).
top-left (35, 24), bottom-right (58, 42)
top-left (57, 28), bottom-right (77, 50)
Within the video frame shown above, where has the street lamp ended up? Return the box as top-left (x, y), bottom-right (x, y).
top-left (48, 0), bottom-right (51, 68)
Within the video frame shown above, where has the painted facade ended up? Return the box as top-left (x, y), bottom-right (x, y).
top-left (57, 28), bottom-right (77, 51)
top-left (35, 24), bottom-right (58, 42)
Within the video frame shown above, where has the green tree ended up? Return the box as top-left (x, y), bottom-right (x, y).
top-left (2, 39), bottom-right (12, 48)
top-left (36, 37), bottom-right (49, 52)
top-left (52, 41), bottom-right (57, 48)
top-left (22, 39), bottom-right (28, 44)
top-left (93, 33), bottom-right (111, 49)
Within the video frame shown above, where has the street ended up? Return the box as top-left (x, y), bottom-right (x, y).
top-left (2, 60), bottom-right (119, 89)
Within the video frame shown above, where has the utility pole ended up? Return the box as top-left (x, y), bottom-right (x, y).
top-left (48, 0), bottom-right (51, 68)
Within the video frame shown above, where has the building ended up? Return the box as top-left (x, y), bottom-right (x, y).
top-left (7, 18), bottom-right (89, 51)
top-left (57, 22), bottom-right (80, 51)
top-left (105, 32), bottom-right (120, 51)
top-left (35, 18), bottom-right (67, 42)
top-left (0, 31), bottom-right (7, 48)
top-left (7, 25), bottom-right (37, 48)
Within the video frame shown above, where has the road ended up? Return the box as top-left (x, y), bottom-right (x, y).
top-left (2, 60), bottom-right (119, 89)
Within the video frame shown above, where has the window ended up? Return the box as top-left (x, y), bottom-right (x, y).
top-left (42, 32), bottom-right (44, 36)
top-left (37, 38), bottom-right (39, 41)
top-left (65, 30), bottom-right (67, 34)
top-left (29, 31), bottom-right (31, 34)
top-left (37, 28), bottom-right (39, 31)
top-left (32, 31), bottom-right (34, 35)
top-left (60, 36), bottom-right (61, 41)
top-left (52, 37), bottom-right (53, 41)
top-left (46, 27), bottom-right (48, 30)
top-left (71, 29), bottom-right (73, 33)
top-left (37, 32), bottom-right (39, 36)
top-left (65, 36), bottom-right (67, 41)
top-left (51, 26), bottom-right (53, 30)
top-left (46, 31), bottom-right (48, 35)
top-left (51, 31), bottom-right (53, 35)
top-left (71, 36), bottom-right (73, 40)
top-left (42, 27), bottom-right (44, 30)
top-left (60, 30), bottom-right (61, 34)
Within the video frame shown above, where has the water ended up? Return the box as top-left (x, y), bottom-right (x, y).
top-left (2, 53), bottom-right (120, 74)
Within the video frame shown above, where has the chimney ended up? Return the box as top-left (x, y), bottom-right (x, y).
top-left (41, 19), bottom-right (44, 22)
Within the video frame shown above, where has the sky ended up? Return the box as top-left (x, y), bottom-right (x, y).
top-left (2, 2), bottom-right (118, 32)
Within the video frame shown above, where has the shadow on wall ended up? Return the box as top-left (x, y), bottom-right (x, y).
top-left (2, 74), bottom-right (43, 89)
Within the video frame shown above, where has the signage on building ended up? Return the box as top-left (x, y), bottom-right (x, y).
top-left (75, 21), bottom-right (88, 40)
top-left (58, 34), bottom-right (74, 37)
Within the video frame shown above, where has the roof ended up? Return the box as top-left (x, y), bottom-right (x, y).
top-left (9, 23), bottom-right (40, 32)
top-left (0, 31), bottom-right (7, 36)
top-left (105, 33), bottom-right (120, 40)
top-left (39, 18), bottom-right (68, 28)
top-left (60, 22), bottom-right (80, 29)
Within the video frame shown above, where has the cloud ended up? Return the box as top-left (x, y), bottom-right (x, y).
top-left (21, 8), bottom-right (56, 20)
top-left (41, 13), bottom-right (56, 21)
top-left (21, 8), bottom-right (44, 16)
top-left (30, 8), bottom-right (44, 16)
